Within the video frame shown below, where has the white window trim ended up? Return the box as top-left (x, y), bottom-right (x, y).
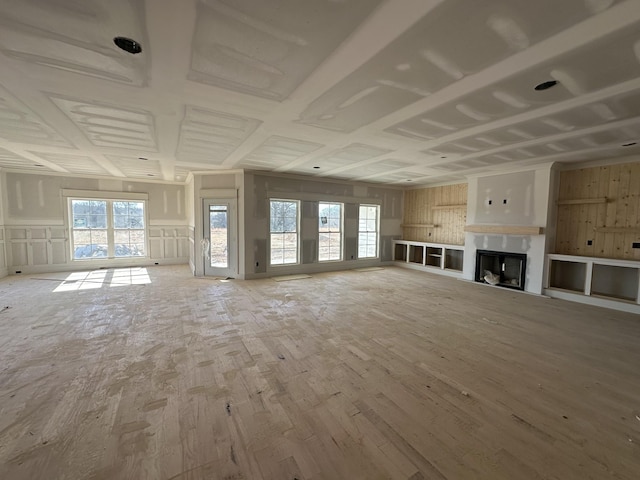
top-left (358, 204), bottom-right (380, 259)
top-left (269, 198), bottom-right (300, 266)
top-left (318, 201), bottom-right (344, 262)
top-left (65, 195), bottom-right (150, 262)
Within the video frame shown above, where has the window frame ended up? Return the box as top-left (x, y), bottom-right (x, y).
top-left (318, 201), bottom-right (343, 262)
top-left (66, 193), bottom-right (149, 262)
top-left (269, 198), bottom-right (300, 266)
top-left (358, 204), bottom-right (380, 259)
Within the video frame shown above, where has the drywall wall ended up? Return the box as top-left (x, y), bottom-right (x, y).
top-left (4, 173), bottom-right (187, 224)
top-left (0, 174), bottom-right (6, 278)
top-left (185, 176), bottom-right (196, 274)
top-left (2, 171), bottom-right (189, 274)
top-left (243, 172), bottom-right (402, 278)
top-left (403, 183), bottom-right (467, 245)
top-left (464, 165), bottom-right (553, 294)
top-left (555, 161), bottom-right (640, 260)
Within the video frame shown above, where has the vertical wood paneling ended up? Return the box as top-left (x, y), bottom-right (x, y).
top-left (555, 162), bottom-right (640, 260)
top-left (402, 184), bottom-right (467, 245)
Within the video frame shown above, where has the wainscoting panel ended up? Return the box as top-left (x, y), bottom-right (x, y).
top-left (6, 225), bottom-right (188, 274)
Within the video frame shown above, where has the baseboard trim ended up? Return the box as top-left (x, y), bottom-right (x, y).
top-left (7, 258), bottom-right (189, 276)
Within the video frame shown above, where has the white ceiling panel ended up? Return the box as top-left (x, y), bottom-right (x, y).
top-left (107, 155), bottom-right (162, 178)
top-left (298, 0), bottom-right (621, 133)
top-left (176, 106), bottom-right (261, 165)
top-left (0, 86), bottom-right (70, 147)
top-left (236, 136), bottom-right (324, 169)
top-left (0, 0), bottom-right (637, 185)
top-left (0, 0), bottom-right (148, 85)
top-left (189, 0), bottom-right (382, 100)
top-left (387, 22), bottom-right (640, 142)
top-left (292, 143), bottom-right (392, 172)
top-left (0, 147), bottom-right (51, 171)
top-left (49, 95), bottom-right (157, 151)
top-left (30, 152), bottom-right (109, 175)
top-left (338, 158), bottom-right (416, 178)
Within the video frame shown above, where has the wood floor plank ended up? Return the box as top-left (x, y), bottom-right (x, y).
top-left (1, 265), bottom-right (639, 479)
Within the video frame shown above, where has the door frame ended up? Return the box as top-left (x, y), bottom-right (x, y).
top-left (203, 198), bottom-right (237, 278)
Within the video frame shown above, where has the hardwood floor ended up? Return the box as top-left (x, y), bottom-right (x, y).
top-left (0, 265), bottom-right (639, 479)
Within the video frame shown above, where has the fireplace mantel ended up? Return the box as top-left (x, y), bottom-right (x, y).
top-left (465, 225), bottom-right (544, 235)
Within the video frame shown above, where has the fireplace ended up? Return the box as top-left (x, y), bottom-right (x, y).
top-left (475, 250), bottom-right (527, 291)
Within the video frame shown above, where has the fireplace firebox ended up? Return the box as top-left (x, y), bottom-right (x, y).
top-left (475, 250), bottom-right (527, 291)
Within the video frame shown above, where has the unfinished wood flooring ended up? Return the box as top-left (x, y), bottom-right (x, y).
top-left (1, 266), bottom-right (639, 479)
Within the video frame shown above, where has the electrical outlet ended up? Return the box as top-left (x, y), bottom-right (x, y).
top-left (488, 200), bottom-right (492, 205)
top-left (503, 199), bottom-right (507, 204)
top-left (587, 240), bottom-right (593, 246)
top-left (632, 242), bottom-right (640, 249)
top-left (255, 261), bottom-right (259, 267)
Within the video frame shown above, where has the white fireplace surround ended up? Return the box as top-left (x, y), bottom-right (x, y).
top-left (462, 165), bottom-right (556, 295)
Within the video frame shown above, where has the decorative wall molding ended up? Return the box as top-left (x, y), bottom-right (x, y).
top-left (5, 224), bottom-right (188, 275)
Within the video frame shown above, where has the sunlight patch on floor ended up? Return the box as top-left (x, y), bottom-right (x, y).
top-left (53, 270), bottom-right (108, 292)
top-left (52, 268), bottom-right (151, 292)
top-left (110, 268), bottom-right (151, 287)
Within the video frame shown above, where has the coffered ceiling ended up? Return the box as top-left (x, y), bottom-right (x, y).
top-left (0, 0), bottom-right (639, 185)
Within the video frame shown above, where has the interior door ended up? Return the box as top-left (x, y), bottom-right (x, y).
top-left (203, 199), bottom-right (236, 277)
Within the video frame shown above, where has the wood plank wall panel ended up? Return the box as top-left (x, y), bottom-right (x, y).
top-left (403, 183), bottom-right (467, 245)
top-left (555, 162), bottom-right (640, 260)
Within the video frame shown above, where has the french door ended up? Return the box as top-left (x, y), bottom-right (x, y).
top-left (203, 199), bottom-right (236, 277)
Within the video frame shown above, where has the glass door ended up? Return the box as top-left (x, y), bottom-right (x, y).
top-left (203, 199), bottom-right (236, 277)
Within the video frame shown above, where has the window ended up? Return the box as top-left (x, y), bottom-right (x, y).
top-left (318, 202), bottom-right (342, 262)
top-left (358, 204), bottom-right (379, 258)
top-left (270, 199), bottom-right (299, 265)
top-left (70, 199), bottom-right (146, 260)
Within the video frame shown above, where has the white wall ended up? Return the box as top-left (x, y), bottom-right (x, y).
top-left (0, 173), bottom-right (6, 278)
top-left (1, 171), bottom-right (189, 274)
top-left (185, 175), bottom-right (196, 275)
top-left (243, 172), bottom-right (403, 279)
top-left (463, 165), bottom-right (554, 294)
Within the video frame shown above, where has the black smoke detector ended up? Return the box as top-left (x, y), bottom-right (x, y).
top-left (114, 37), bottom-right (142, 54)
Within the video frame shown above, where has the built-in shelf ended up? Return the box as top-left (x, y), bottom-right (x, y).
top-left (557, 197), bottom-right (608, 205)
top-left (431, 204), bottom-right (467, 210)
top-left (393, 240), bottom-right (464, 278)
top-left (401, 224), bottom-right (436, 228)
top-left (545, 254), bottom-right (640, 314)
top-left (465, 225), bottom-right (544, 235)
top-left (593, 226), bottom-right (640, 234)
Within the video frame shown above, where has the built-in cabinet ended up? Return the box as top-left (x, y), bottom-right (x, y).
top-left (393, 240), bottom-right (464, 278)
top-left (545, 254), bottom-right (640, 314)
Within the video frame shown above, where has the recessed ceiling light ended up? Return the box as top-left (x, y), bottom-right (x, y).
top-left (313, 166), bottom-right (320, 169)
top-left (534, 80), bottom-right (558, 91)
top-left (622, 142), bottom-right (637, 147)
top-left (114, 37), bottom-right (142, 54)
top-left (176, 175), bottom-right (182, 180)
